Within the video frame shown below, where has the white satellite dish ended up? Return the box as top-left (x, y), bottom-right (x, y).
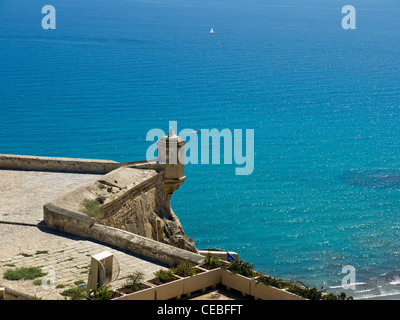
top-left (86, 251), bottom-right (120, 293)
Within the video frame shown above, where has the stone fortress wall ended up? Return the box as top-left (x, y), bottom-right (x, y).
top-left (0, 129), bottom-right (205, 267)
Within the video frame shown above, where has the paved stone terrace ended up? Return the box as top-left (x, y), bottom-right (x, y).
top-left (0, 169), bottom-right (167, 300)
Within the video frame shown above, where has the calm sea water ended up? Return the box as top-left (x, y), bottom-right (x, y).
top-left (1, 0), bottom-right (400, 299)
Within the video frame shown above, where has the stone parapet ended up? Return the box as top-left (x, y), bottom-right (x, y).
top-left (0, 154), bottom-right (121, 174)
top-left (43, 201), bottom-right (203, 266)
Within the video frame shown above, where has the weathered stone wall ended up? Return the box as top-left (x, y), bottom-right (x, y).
top-left (43, 202), bottom-right (204, 266)
top-left (41, 162), bottom-right (197, 258)
top-left (99, 171), bottom-right (196, 252)
top-left (100, 172), bottom-right (166, 218)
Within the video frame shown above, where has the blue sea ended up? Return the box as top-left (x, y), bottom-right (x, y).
top-left (1, 0), bottom-right (400, 299)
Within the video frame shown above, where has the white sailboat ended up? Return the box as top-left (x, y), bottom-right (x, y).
top-left (209, 28), bottom-right (214, 35)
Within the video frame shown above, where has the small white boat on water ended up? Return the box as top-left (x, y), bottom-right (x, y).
top-left (210, 28), bottom-right (214, 35)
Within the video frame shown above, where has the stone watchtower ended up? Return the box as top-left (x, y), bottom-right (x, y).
top-left (157, 128), bottom-right (186, 198)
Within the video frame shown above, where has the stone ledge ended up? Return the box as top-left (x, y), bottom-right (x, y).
top-left (43, 202), bottom-right (96, 238)
top-left (89, 224), bottom-right (204, 266)
top-left (43, 202), bottom-right (204, 266)
top-left (0, 154), bottom-right (121, 174)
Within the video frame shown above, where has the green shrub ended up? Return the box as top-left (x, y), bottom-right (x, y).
top-left (287, 283), bottom-right (323, 300)
top-left (228, 259), bottom-right (255, 278)
top-left (91, 285), bottom-right (114, 300)
top-left (171, 261), bottom-right (198, 277)
top-left (202, 253), bottom-right (223, 269)
top-left (3, 267), bottom-right (47, 281)
top-left (123, 271), bottom-right (145, 292)
top-left (61, 287), bottom-right (87, 300)
top-left (256, 275), bottom-right (289, 290)
top-left (153, 269), bottom-right (175, 284)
